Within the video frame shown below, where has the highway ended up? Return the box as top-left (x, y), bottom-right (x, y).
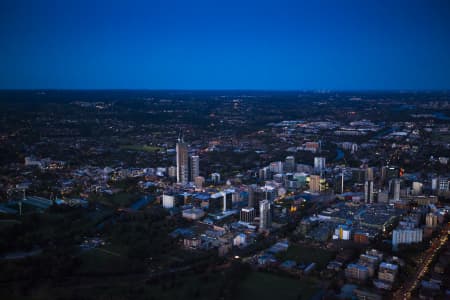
top-left (393, 222), bottom-right (449, 300)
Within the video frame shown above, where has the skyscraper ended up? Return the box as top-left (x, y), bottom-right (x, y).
top-left (176, 137), bottom-right (189, 184)
top-left (285, 156), bottom-right (295, 173)
top-left (309, 175), bottom-right (322, 193)
top-left (391, 179), bottom-right (401, 202)
top-left (365, 167), bottom-right (374, 181)
top-left (314, 157), bottom-right (326, 174)
top-left (194, 176), bottom-right (205, 189)
top-left (211, 172), bottom-right (221, 184)
top-left (364, 180), bottom-right (374, 204)
top-left (190, 155), bottom-right (199, 181)
top-left (248, 184), bottom-right (257, 208)
top-left (240, 207), bottom-right (255, 223)
top-left (259, 199), bottom-right (271, 232)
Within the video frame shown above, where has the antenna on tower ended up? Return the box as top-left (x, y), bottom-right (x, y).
top-left (177, 129), bottom-right (184, 143)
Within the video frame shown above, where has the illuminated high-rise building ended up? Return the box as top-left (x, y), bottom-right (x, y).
top-left (365, 167), bottom-right (374, 181)
top-left (176, 136), bottom-right (189, 184)
top-left (364, 180), bottom-right (374, 203)
top-left (247, 184), bottom-right (257, 208)
top-left (391, 179), bottom-right (401, 202)
top-left (259, 199), bottom-right (271, 232)
top-left (190, 155), bottom-right (199, 181)
top-left (194, 176), bottom-right (205, 189)
top-left (211, 172), bottom-right (221, 184)
top-left (240, 207), bottom-right (255, 223)
top-left (309, 175), bottom-right (322, 193)
top-left (314, 157), bottom-right (326, 174)
top-left (284, 156), bottom-right (295, 173)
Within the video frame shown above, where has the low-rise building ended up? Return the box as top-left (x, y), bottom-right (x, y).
top-left (345, 263), bottom-right (369, 282)
top-left (182, 208), bottom-right (205, 220)
top-left (378, 262), bottom-right (398, 283)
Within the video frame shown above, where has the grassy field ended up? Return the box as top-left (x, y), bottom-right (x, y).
top-left (0, 219), bottom-right (20, 230)
top-left (237, 271), bottom-right (319, 300)
top-left (76, 248), bottom-right (145, 275)
top-left (277, 244), bottom-right (335, 269)
top-left (91, 192), bottom-right (140, 208)
top-left (109, 193), bottom-right (140, 207)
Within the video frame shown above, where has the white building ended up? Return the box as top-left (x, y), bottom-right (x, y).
top-left (426, 213), bottom-right (438, 228)
top-left (412, 181), bottom-right (423, 195)
top-left (24, 156), bottom-right (43, 168)
top-left (333, 225), bottom-right (351, 240)
top-left (259, 200), bottom-right (271, 232)
top-left (182, 208), bottom-right (205, 220)
top-left (233, 233), bottom-right (247, 247)
top-left (314, 157), bottom-right (326, 173)
top-left (392, 228), bottom-right (423, 247)
top-left (162, 194), bottom-right (175, 208)
top-left (211, 172), bottom-right (221, 184)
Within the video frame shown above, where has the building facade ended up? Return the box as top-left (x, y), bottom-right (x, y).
top-left (176, 139), bottom-right (189, 184)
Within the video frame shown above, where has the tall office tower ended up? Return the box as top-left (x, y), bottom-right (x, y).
top-left (380, 166), bottom-right (387, 185)
top-left (176, 137), bottom-right (189, 184)
top-left (334, 173), bottom-right (345, 194)
top-left (189, 155), bottom-right (199, 181)
top-left (309, 175), bottom-right (322, 193)
top-left (162, 194), bottom-right (175, 209)
top-left (364, 180), bottom-right (374, 204)
top-left (439, 178), bottom-right (449, 192)
top-left (258, 167), bottom-right (271, 180)
top-left (365, 167), bottom-right (374, 181)
top-left (314, 157), bottom-right (326, 174)
top-left (412, 182), bottom-right (423, 195)
top-left (259, 200), bottom-right (272, 232)
top-left (168, 166), bottom-right (177, 178)
top-left (377, 190), bottom-right (389, 203)
top-left (285, 156), bottom-right (295, 173)
top-left (269, 161), bottom-right (283, 174)
top-left (431, 177), bottom-right (438, 191)
top-left (248, 184), bottom-right (257, 208)
top-left (425, 213), bottom-right (438, 228)
top-left (194, 176), bottom-right (205, 189)
top-left (387, 166), bottom-right (401, 180)
top-left (240, 207), bottom-right (255, 223)
top-left (222, 191), bottom-right (233, 212)
top-left (392, 179), bottom-right (401, 202)
top-left (211, 172), bottom-right (221, 184)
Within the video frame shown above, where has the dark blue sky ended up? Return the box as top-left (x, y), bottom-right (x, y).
top-left (1, 0), bottom-right (450, 90)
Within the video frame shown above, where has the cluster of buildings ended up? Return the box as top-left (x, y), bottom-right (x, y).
top-left (345, 249), bottom-right (400, 290)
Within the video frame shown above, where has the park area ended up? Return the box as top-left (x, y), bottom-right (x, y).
top-left (276, 244), bottom-right (336, 269)
top-left (237, 271), bottom-right (319, 300)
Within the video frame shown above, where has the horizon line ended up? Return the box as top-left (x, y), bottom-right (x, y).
top-left (0, 88), bottom-right (449, 93)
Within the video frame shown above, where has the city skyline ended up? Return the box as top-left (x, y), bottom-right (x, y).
top-left (1, 1), bottom-right (450, 299)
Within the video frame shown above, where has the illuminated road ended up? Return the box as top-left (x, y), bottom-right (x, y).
top-left (393, 222), bottom-right (449, 300)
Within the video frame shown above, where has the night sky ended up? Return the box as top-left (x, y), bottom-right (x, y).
top-left (1, 0), bottom-right (450, 90)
